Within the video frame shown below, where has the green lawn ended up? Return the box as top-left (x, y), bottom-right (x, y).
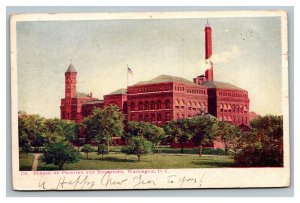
top-left (29, 153), bottom-right (233, 171)
top-left (108, 146), bottom-right (226, 155)
top-left (19, 153), bottom-right (34, 171)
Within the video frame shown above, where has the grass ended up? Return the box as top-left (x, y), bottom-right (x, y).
top-left (106, 146), bottom-right (227, 155)
top-left (19, 153), bottom-right (35, 171)
top-left (36, 152), bottom-right (233, 170)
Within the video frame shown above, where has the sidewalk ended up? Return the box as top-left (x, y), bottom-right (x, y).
top-left (31, 153), bottom-right (42, 171)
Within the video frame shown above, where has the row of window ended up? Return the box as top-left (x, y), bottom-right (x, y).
top-left (174, 86), bottom-right (206, 95)
top-left (175, 107), bottom-right (206, 112)
top-left (219, 103), bottom-right (248, 113)
top-left (129, 100), bottom-right (171, 111)
top-left (219, 115), bottom-right (248, 123)
top-left (219, 91), bottom-right (247, 98)
top-left (186, 89), bottom-right (206, 94)
top-left (175, 100), bottom-right (206, 108)
top-left (128, 86), bottom-right (172, 94)
top-left (130, 112), bottom-right (171, 122)
top-left (176, 113), bottom-right (198, 119)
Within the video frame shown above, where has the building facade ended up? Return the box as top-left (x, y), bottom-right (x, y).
top-left (60, 22), bottom-right (250, 127)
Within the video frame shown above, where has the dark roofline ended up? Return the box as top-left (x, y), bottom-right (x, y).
top-left (131, 74), bottom-right (204, 87)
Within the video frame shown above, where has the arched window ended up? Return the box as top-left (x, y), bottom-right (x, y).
top-left (228, 104), bottom-right (231, 112)
top-left (157, 100), bottom-right (162, 109)
top-left (157, 113), bottom-right (162, 122)
top-left (220, 104), bottom-right (224, 112)
top-left (232, 104), bottom-right (235, 112)
top-left (175, 99), bottom-right (179, 109)
top-left (202, 103), bottom-right (206, 111)
top-left (165, 112), bottom-right (171, 121)
top-left (138, 101), bottom-right (143, 110)
top-left (130, 102), bottom-right (135, 111)
top-left (224, 104), bottom-right (228, 112)
top-left (151, 113), bottom-right (155, 122)
top-left (197, 102), bottom-right (201, 111)
top-left (150, 101), bottom-right (155, 110)
top-left (138, 114), bottom-right (143, 121)
top-left (244, 105), bottom-right (248, 113)
top-left (180, 100), bottom-right (185, 109)
top-left (188, 101), bottom-right (192, 110)
top-left (193, 102), bottom-right (197, 110)
top-left (145, 114), bottom-right (150, 122)
top-left (165, 99), bottom-right (170, 109)
top-left (144, 101), bottom-right (149, 110)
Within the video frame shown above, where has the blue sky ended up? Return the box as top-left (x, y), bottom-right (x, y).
top-left (17, 16), bottom-right (282, 118)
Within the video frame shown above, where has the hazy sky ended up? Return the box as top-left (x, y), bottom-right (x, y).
top-left (17, 17), bottom-right (282, 118)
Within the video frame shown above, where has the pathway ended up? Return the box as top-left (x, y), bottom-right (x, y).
top-left (32, 153), bottom-right (42, 171)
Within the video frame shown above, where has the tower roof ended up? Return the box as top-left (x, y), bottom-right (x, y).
top-left (205, 22), bottom-right (211, 28)
top-left (66, 63), bottom-right (77, 73)
top-left (205, 19), bottom-right (211, 28)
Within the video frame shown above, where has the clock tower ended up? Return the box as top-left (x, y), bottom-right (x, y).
top-left (65, 63), bottom-right (77, 98)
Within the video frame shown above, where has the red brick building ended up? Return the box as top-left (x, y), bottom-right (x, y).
top-left (61, 22), bottom-right (250, 127)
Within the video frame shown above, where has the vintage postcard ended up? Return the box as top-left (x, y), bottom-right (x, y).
top-left (10, 10), bottom-right (289, 190)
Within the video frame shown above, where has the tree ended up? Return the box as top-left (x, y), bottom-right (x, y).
top-left (98, 144), bottom-right (108, 160)
top-left (234, 115), bottom-right (283, 167)
top-left (18, 113), bottom-right (47, 152)
top-left (212, 120), bottom-right (241, 155)
top-left (42, 143), bottom-right (80, 170)
top-left (125, 121), bottom-right (165, 154)
top-left (189, 115), bottom-right (217, 156)
top-left (121, 137), bottom-right (152, 161)
top-left (81, 144), bottom-right (94, 159)
top-left (44, 118), bottom-right (78, 145)
top-left (82, 105), bottom-right (124, 157)
top-left (164, 119), bottom-right (193, 153)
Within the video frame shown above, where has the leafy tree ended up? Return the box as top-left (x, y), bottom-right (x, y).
top-left (42, 143), bottom-right (80, 170)
top-left (81, 144), bottom-right (94, 159)
top-left (189, 115), bottom-right (217, 156)
top-left (18, 113), bottom-right (47, 152)
top-left (98, 144), bottom-right (108, 160)
top-left (82, 105), bottom-right (124, 157)
top-left (234, 115), bottom-right (283, 167)
top-left (164, 119), bottom-right (193, 153)
top-left (125, 121), bottom-right (165, 154)
top-left (44, 118), bottom-right (78, 144)
top-left (212, 120), bottom-right (241, 155)
top-left (122, 137), bottom-right (152, 161)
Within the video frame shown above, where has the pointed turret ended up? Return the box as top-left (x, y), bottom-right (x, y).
top-left (66, 63), bottom-right (77, 73)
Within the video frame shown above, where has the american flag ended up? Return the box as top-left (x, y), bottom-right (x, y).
top-left (127, 66), bottom-right (134, 75)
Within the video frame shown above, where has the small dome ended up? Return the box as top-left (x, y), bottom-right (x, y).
top-left (66, 63), bottom-right (77, 72)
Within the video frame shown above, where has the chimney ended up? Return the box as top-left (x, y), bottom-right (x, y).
top-left (204, 20), bottom-right (212, 60)
top-left (204, 20), bottom-right (213, 81)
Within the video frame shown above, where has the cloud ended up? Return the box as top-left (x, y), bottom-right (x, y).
top-left (211, 45), bottom-right (241, 64)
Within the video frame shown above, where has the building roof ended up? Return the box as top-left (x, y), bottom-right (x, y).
top-left (82, 100), bottom-right (104, 105)
top-left (66, 63), bottom-right (77, 73)
top-left (201, 80), bottom-right (244, 90)
top-left (132, 74), bottom-right (200, 87)
top-left (106, 88), bottom-right (127, 95)
top-left (76, 92), bottom-right (90, 98)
